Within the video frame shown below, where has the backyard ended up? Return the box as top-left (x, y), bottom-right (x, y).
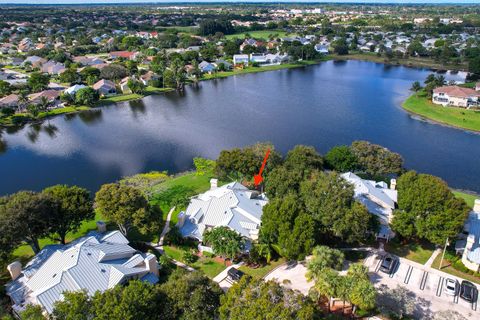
top-left (402, 90), bottom-right (480, 132)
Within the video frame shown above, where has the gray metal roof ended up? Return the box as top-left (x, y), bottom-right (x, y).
top-left (179, 181), bottom-right (268, 241)
top-left (467, 212), bottom-right (480, 264)
top-left (6, 231), bottom-right (158, 314)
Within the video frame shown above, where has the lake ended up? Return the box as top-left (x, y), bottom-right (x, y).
top-left (0, 60), bottom-right (477, 195)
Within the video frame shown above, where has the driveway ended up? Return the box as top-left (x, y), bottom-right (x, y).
top-left (264, 261), bottom-right (313, 295)
top-left (365, 253), bottom-right (479, 319)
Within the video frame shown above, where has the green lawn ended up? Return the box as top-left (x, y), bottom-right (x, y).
top-left (453, 190), bottom-right (478, 208)
top-left (402, 90), bottom-right (480, 132)
top-left (98, 93), bottom-right (143, 105)
top-left (238, 258), bottom-right (286, 280)
top-left (225, 30), bottom-right (293, 40)
top-left (385, 239), bottom-right (435, 265)
top-left (202, 60), bottom-right (325, 81)
top-left (162, 245), bottom-right (226, 278)
top-left (432, 251), bottom-right (480, 285)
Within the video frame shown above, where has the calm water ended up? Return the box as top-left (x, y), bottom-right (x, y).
top-left (0, 60), bottom-right (477, 195)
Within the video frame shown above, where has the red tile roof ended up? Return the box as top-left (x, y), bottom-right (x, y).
top-left (433, 86), bottom-right (480, 98)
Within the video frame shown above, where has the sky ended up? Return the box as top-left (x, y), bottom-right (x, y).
top-left (0, 0), bottom-right (479, 4)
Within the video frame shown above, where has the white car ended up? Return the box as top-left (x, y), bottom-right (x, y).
top-left (444, 278), bottom-right (459, 296)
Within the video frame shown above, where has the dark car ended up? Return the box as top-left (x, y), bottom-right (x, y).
top-left (379, 255), bottom-right (397, 274)
top-left (460, 281), bottom-right (478, 302)
top-left (227, 267), bottom-right (244, 281)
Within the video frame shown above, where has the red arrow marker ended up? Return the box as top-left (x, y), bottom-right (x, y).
top-left (254, 149), bottom-right (271, 186)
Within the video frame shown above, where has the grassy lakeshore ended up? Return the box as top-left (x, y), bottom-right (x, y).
top-left (333, 52), bottom-right (468, 72)
top-left (402, 90), bottom-right (480, 132)
top-left (202, 59), bottom-right (326, 80)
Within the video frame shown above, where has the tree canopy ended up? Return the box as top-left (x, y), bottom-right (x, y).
top-left (204, 226), bottom-right (245, 261)
top-left (392, 171), bottom-right (469, 244)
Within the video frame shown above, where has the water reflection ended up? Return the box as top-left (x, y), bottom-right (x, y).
top-left (0, 60), bottom-right (476, 195)
top-left (78, 109), bottom-right (103, 125)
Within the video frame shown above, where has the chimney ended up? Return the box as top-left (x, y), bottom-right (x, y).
top-left (210, 178), bottom-right (218, 190)
top-left (390, 179), bottom-right (397, 190)
top-left (176, 211), bottom-right (186, 228)
top-left (96, 221), bottom-right (106, 233)
top-left (145, 254), bottom-right (159, 276)
top-left (474, 199), bottom-right (480, 213)
top-left (7, 261), bottom-right (22, 281)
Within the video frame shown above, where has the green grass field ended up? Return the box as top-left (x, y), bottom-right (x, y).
top-left (163, 245), bottom-right (226, 278)
top-left (225, 30), bottom-right (293, 40)
top-left (238, 258), bottom-right (286, 280)
top-left (454, 190), bottom-right (478, 208)
top-left (402, 90), bottom-right (480, 132)
top-left (385, 239), bottom-right (435, 265)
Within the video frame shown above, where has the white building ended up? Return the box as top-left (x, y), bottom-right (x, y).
top-left (177, 180), bottom-right (268, 244)
top-left (233, 54), bottom-right (249, 65)
top-left (341, 172), bottom-right (398, 241)
top-left (5, 228), bottom-right (158, 315)
top-left (460, 200), bottom-right (480, 272)
top-left (432, 86), bottom-right (480, 108)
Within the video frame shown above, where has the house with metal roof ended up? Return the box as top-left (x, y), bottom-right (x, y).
top-left (177, 179), bottom-right (268, 244)
top-left (5, 228), bottom-right (159, 316)
top-left (460, 200), bottom-right (480, 272)
top-left (341, 172), bottom-right (398, 241)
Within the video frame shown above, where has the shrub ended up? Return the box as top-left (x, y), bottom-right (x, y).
top-left (182, 250), bottom-right (197, 264)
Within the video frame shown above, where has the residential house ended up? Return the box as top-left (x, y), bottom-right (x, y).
top-left (93, 79), bottom-right (117, 96)
top-left (28, 90), bottom-right (61, 107)
top-left (5, 228), bottom-right (159, 315)
top-left (314, 44), bottom-right (329, 54)
top-left (233, 54), bottom-right (250, 66)
top-left (240, 39), bottom-right (258, 52)
top-left (0, 94), bottom-right (20, 109)
top-left (139, 71), bottom-right (159, 86)
top-left (40, 61), bottom-right (66, 75)
top-left (23, 56), bottom-right (47, 68)
top-left (64, 84), bottom-right (87, 96)
top-left (109, 51), bottom-right (140, 61)
top-left (341, 172), bottom-right (398, 241)
top-left (458, 200), bottom-right (480, 272)
top-left (73, 56), bottom-right (105, 66)
top-left (18, 38), bottom-right (34, 52)
top-left (214, 59), bottom-right (232, 70)
top-left (199, 61), bottom-right (216, 74)
top-left (119, 77), bottom-right (131, 93)
top-left (432, 86), bottom-right (480, 108)
top-left (177, 180), bottom-right (268, 247)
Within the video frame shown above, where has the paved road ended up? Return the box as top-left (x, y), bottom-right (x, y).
top-left (264, 261), bottom-right (313, 295)
top-left (365, 253), bottom-right (478, 319)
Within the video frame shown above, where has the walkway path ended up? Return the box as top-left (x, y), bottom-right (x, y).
top-left (158, 206), bottom-right (175, 247)
top-left (425, 248), bottom-right (442, 268)
top-left (213, 262), bottom-right (244, 292)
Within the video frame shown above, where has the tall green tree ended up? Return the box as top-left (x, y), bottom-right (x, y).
top-left (52, 290), bottom-right (93, 320)
top-left (0, 191), bottom-right (57, 254)
top-left (159, 269), bottom-right (223, 320)
top-left (392, 171), bottom-right (469, 244)
top-left (306, 245), bottom-right (345, 279)
top-left (350, 140), bottom-right (404, 177)
top-left (204, 226), bottom-right (244, 261)
top-left (324, 145), bottom-right (358, 172)
top-left (42, 185), bottom-right (94, 244)
top-left (27, 72), bottom-right (50, 92)
top-left (75, 87), bottom-right (99, 107)
top-left (95, 183), bottom-right (158, 237)
top-left (219, 277), bottom-right (320, 320)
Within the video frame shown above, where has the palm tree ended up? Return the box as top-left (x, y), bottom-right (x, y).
top-left (257, 243), bottom-right (273, 264)
top-left (435, 75), bottom-right (446, 87)
top-left (310, 268), bottom-right (341, 313)
top-left (410, 81), bottom-right (422, 97)
top-left (18, 91), bottom-right (29, 112)
top-left (38, 96), bottom-right (51, 113)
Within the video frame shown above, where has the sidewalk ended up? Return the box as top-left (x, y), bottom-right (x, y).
top-left (425, 248), bottom-right (442, 268)
top-left (158, 206), bottom-right (176, 247)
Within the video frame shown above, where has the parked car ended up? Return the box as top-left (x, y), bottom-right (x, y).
top-left (380, 255), bottom-right (397, 274)
top-left (444, 278), bottom-right (459, 296)
top-left (460, 281), bottom-right (477, 302)
top-left (227, 267), bottom-right (244, 281)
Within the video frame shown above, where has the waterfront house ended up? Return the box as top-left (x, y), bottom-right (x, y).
top-left (28, 90), bottom-right (61, 107)
top-left (457, 200), bottom-right (480, 272)
top-left (5, 228), bottom-right (158, 316)
top-left (199, 61), bottom-right (216, 74)
top-left (314, 44), bottom-right (329, 54)
top-left (64, 84), bottom-right (87, 96)
top-left (119, 77), bottom-right (131, 93)
top-left (177, 179), bottom-right (268, 248)
top-left (93, 79), bottom-right (116, 96)
top-left (233, 54), bottom-right (249, 66)
top-left (432, 86), bottom-right (480, 108)
top-left (214, 59), bottom-right (232, 70)
top-left (0, 94), bottom-right (20, 109)
top-left (341, 172), bottom-right (398, 241)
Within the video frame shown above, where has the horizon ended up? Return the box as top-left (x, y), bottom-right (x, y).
top-left (1, 0), bottom-right (480, 5)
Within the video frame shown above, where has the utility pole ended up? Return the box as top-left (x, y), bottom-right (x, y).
top-left (439, 237), bottom-right (449, 270)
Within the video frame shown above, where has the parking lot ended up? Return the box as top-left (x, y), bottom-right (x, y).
top-left (365, 253), bottom-right (478, 319)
